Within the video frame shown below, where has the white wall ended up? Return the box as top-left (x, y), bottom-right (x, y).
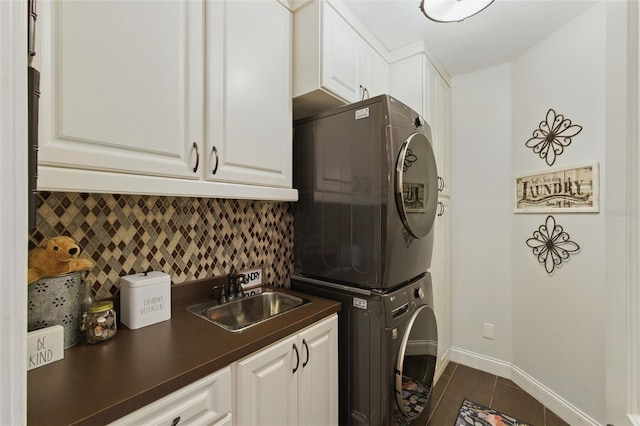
top-left (450, 2), bottom-right (631, 424)
top-left (511, 3), bottom-right (607, 422)
top-left (450, 62), bottom-right (513, 364)
top-left (0, 1), bottom-right (28, 424)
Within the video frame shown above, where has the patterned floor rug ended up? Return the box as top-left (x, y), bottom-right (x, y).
top-left (455, 399), bottom-right (532, 426)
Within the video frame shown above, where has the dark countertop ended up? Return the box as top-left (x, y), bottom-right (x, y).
top-left (27, 278), bottom-right (341, 425)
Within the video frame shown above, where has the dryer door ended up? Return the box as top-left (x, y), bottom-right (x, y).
top-left (395, 132), bottom-right (438, 239)
top-left (394, 304), bottom-right (438, 420)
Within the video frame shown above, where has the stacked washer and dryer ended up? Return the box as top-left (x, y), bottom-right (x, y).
top-left (291, 95), bottom-right (439, 425)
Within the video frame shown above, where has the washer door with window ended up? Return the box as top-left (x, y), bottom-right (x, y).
top-left (395, 305), bottom-right (438, 420)
top-left (395, 132), bottom-right (438, 239)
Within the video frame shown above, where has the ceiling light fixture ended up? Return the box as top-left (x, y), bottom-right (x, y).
top-left (419, 0), bottom-right (495, 23)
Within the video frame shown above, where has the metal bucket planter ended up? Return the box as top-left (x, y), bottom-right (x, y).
top-left (28, 271), bottom-right (82, 349)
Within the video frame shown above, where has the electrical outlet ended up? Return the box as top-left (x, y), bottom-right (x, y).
top-left (483, 322), bottom-right (495, 340)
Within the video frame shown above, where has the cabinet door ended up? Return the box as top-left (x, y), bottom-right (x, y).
top-left (321, 2), bottom-right (361, 102)
top-left (425, 61), bottom-right (439, 138)
top-left (208, 0), bottom-right (292, 188)
top-left (37, 0), bottom-right (203, 182)
top-left (425, 64), bottom-right (450, 196)
top-left (431, 197), bottom-right (450, 376)
top-left (361, 43), bottom-right (389, 99)
top-left (109, 367), bottom-right (232, 426)
top-left (236, 335), bottom-right (298, 425)
top-left (211, 413), bottom-right (232, 426)
top-left (298, 315), bottom-right (339, 426)
top-left (436, 77), bottom-right (451, 196)
top-left (390, 54), bottom-right (425, 117)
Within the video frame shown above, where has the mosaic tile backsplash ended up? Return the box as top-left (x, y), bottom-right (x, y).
top-left (29, 192), bottom-right (294, 299)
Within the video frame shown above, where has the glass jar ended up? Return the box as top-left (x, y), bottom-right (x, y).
top-left (86, 301), bottom-right (117, 344)
top-left (79, 280), bottom-right (94, 333)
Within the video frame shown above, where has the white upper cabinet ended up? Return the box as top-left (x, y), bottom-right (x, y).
top-left (390, 53), bottom-right (427, 117)
top-left (321, 3), bottom-right (362, 102)
top-left (390, 55), bottom-right (450, 196)
top-left (361, 42), bottom-right (390, 100)
top-left (293, 1), bottom-right (389, 118)
top-left (435, 75), bottom-right (451, 196)
top-left (208, 0), bottom-right (293, 189)
top-left (426, 62), bottom-right (450, 197)
top-left (37, 0), bottom-right (203, 181)
top-left (36, 0), bottom-right (296, 201)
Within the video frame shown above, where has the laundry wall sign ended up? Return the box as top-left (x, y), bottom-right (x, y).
top-left (514, 163), bottom-right (599, 213)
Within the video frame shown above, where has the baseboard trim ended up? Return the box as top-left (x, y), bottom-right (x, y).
top-left (434, 346), bottom-right (451, 383)
top-left (449, 346), bottom-right (600, 426)
top-left (448, 346), bottom-right (512, 378)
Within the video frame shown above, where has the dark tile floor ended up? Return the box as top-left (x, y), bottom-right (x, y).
top-left (426, 362), bottom-right (570, 426)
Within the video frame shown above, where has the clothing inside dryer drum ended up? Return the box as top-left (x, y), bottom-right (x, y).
top-left (396, 305), bottom-right (438, 419)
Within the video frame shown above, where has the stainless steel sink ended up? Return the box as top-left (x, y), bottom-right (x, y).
top-left (187, 291), bottom-right (310, 332)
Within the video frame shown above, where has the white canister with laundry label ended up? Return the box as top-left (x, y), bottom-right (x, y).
top-left (120, 271), bottom-right (171, 329)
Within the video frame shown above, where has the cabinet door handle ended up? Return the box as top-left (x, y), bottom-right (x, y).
top-left (192, 142), bottom-right (200, 173)
top-left (437, 176), bottom-right (445, 192)
top-left (211, 146), bottom-right (219, 175)
top-left (171, 416), bottom-right (181, 426)
top-left (437, 201), bottom-right (445, 217)
top-left (302, 338), bottom-right (310, 368)
top-left (292, 343), bottom-right (300, 374)
top-left (359, 84), bottom-right (365, 101)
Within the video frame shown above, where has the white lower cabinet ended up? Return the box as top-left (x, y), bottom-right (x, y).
top-left (235, 315), bottom-right (338, 426)
top-left (110, 367), bottom-right (232, 426)
top-left (111, 315), bottom-right (337, 426)
top-left (431, 197), bottom-right (450, 378)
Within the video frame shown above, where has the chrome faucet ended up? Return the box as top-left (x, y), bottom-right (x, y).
top-left (236, 274), bottom-right (247, 296)
top-left (228, 270), bottom-right (247, 300)
top-left (211, 271), bottom-right (247, 304)
top-left (211, 283), bottom-right (227, 304)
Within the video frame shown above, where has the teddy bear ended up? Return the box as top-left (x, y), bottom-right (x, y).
top-left (28, 236), bottom-right (94, 284)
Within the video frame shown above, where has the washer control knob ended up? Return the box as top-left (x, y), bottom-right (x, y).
top-left (414, 117), bottom-right (422, 128)
top-left (414, 288), bottom-right (424, 299)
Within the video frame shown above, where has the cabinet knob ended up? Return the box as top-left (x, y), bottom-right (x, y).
top-left (211, 146), bottom-right (219, 175)
top-left (192, 142), bottom-right (200, 173)
top-left (359, 85), bottom-right (369, 101)
top-left (302, 338), bottom-right (310, 368)
top-left (292, 343), bottom-right (300, 374)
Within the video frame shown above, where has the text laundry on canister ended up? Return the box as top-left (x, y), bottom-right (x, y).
top-left (120, 271), bottom-right (171, 330)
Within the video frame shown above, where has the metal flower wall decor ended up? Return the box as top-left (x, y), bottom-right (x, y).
top-left (525, 109), bottom-right (583, 166)
top-left (526, 215), bottom-right (580, 274)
